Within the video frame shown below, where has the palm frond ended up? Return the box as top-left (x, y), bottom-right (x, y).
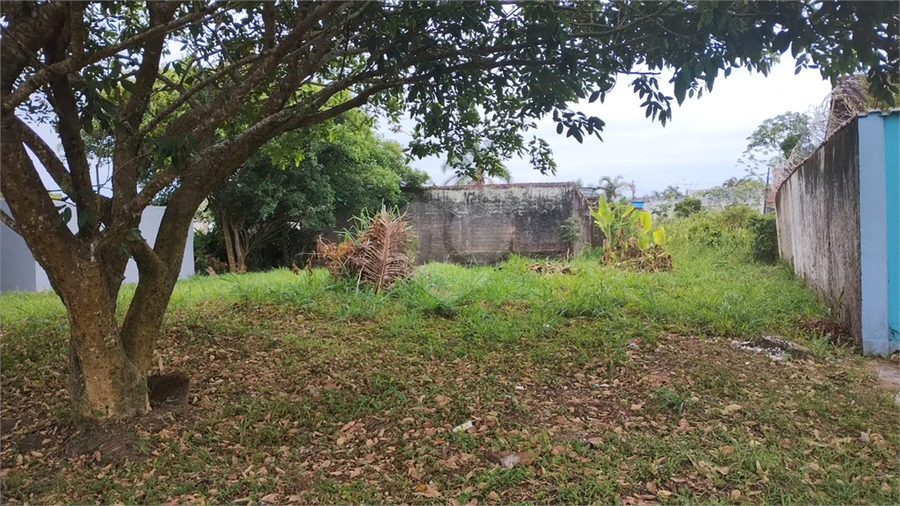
top-left (350, 209), bottom-right (413, 293)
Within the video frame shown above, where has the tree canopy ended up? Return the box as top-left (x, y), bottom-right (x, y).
top-left (2, 0), bottom-right (897, 419)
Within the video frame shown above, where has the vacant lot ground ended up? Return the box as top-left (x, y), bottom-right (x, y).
top-left (1, 215), bottom-right (897, 505)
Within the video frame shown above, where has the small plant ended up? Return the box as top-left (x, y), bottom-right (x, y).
top-left (673, 196), bottom-right (702, 217)
top-left (559, 217), bottom-right (582, 258)
top-left (590, 196), bottom-right (671, 272)
top-left (748, 213), bottom-right (778, 264)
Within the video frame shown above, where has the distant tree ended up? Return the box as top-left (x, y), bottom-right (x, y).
top-left (440, 141), bottom-right (512, 186)
top-left (661, 185), bottom-right (684, 200)
top-left (211, 113), bottom-right (428, 273)
top-left (674, 197), bottom-right (703, 218)
top-left (598, 175), bottom-right (634, 201)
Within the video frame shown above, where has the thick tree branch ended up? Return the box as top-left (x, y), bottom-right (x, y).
top-left (120, 2), bottom-right (179, 132)
top-left (0, 209), bottom-right (20, 236)
top-left (1, 2), bottom-right (224, 114)
top-left (44, 36), bottom-right (96, 220)
top-left (167, 1), bottom-right (347, 142)
top-left (11, 116), bottom-right (73, 194)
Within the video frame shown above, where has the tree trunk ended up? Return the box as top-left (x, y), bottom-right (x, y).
top-left (221, 210), bottom-right (238, 272)
top-left (65, 264), bottom-right (149, 418)
top-left (234, 228), bottom-right (247, 273)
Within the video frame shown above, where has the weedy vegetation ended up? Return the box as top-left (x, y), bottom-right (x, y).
top-left (1, 210), bottom-right (896, 505)
top-left (591, 196), bottom-right (672, 272)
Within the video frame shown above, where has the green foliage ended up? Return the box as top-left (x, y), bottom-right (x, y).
top-left (749, 214), bottom-right (779, 264)
top-left (668, 206), bottom-right (768, 266)
top-left (207, 109), bottom-right (429, 271)
top-left (673, 197), bottom-right (703, 218)
top-left (559, 217), bottom-right (582, 251)
top-left (590, 196), bottom-right (671, 272)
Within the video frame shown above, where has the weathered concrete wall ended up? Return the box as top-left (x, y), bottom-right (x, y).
top-left (407, 183), bottom-right (592, 264)
top-left (775, 118), bottom-right (861, 339)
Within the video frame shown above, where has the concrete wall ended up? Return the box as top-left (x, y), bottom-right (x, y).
top-left (406, 183), bottom-right (592, 264)
top-left (1, 200), bottom-right (194, 293)
top-left (775, 117), bottom-right (862, 339)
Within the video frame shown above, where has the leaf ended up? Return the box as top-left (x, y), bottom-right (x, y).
top-left (721, 404), bottom-right (742, 415)
top-left (637, 210), bottom-right (652, 232)
top-left (413, 484), bottom-right (441, 498)
top-left (434, 394), bottom-right (451, 408)
top-left (716, 466), bottom-right (729, 475)
top-left (589, 90), bottom-right (601, 103)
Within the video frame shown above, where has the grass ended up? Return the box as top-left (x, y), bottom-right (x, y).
top-left (1, 211), bottom-right (897, 505)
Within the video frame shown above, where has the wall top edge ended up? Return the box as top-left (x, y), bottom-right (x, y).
top-left (858, 108), bottom-right (900, 119)
top-left (426, 182), bottom-right (581, 190)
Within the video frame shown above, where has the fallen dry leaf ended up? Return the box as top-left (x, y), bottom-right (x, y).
top-left (716, 466), bottom-right (730, 475)
top-left (718, 445), bottom-right (734, 454)
top-left (730, 489), bottom-right (741, 500)
top-left (488, 451), bottom-right (535, 468)
top-left (721, 404), bottom-right (742, 415)
top-left (413, 483), bottom-right (442, 498)
top-left (260, 493), bottom-right (279, 504)
top-left (435, 395), bottom-right (451, 408)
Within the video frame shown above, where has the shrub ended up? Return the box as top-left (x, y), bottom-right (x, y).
top-left (749, 214), bottom-right (778, 264)
top-left (673, 196), bottom-right (702, 217)
top-left (718, 204), bottom-right (757, 229)
top-left (590, 196), bottom-right (671, 272)
top-left (559, 217), bottom-right (582, 256)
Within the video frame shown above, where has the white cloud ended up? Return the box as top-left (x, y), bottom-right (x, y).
top-left (382, 56), bottom-right (832, 196)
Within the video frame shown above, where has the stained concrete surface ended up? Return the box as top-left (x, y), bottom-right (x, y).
top-left (870, 357), bottom-right (900, 405)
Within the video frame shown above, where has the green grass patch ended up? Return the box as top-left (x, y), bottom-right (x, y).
top-left (1, 210), bottom-right (895, 505)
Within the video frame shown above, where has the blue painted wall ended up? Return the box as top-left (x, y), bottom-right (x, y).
top-left (859, 110), bottom-right (899, 355)
top-left (884, 112), bottom-right (899, 347)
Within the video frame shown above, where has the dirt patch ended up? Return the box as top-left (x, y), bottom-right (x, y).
top-left (64, 428), bottom-right (144, 465)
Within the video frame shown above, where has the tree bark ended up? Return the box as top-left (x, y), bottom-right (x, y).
top-left (1, 118), bottom-right (149, 418)
top-left (65, 263), bottom-right (149, 418)
top-left (221, 210), bottom-right (237, 272)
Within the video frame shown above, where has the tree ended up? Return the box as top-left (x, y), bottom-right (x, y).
top-left (2, 1), bottom-right (897, 419)
top-left (598, 175), bottom-right (634, 201)
top-left (674, 196), bottom-right (703, 217)
top-left (211, 114), bottom-right (428, 273)
top-left (739, 111), bottom-right (814, 176)
top-left (440, 144), bottom-right (512, 186)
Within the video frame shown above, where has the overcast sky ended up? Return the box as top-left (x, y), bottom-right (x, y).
top-left (379, 55), bottom-right (833, 197)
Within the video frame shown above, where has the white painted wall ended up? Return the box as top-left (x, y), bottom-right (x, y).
top-left (1, 200), bottom-right (194, 293)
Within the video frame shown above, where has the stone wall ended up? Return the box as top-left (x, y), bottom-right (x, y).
top-left (406, 183), bottom-right (593, 264)
top-left (775, 117), bottom-right (862, 339)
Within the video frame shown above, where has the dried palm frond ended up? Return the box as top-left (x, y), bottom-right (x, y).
top-left (349, 208), bottom-right (413, 293)
top-left (312, 235), bottom-right (359, 280)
